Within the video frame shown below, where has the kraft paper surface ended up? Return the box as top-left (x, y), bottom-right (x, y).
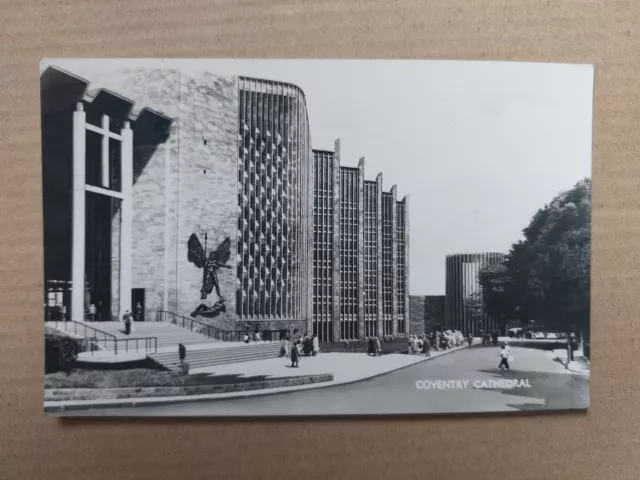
top-left (0, 1), bottom-right (638, 479)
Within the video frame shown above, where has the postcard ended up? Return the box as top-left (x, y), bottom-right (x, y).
top-left (41, 59), bottom-right (592, 416)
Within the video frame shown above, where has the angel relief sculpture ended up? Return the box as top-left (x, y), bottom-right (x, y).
top-left (187, 232), bottom-right (232, 318)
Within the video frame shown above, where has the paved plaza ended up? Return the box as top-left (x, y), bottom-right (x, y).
top-left (55, 344), bottom-right (588, 416)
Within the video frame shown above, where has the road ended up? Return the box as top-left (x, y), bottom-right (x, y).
top-left (62, 346), bottom-right (589, 416)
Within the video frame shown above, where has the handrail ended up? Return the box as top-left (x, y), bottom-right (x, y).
top-left (155, 310), bottom-right (289, 343)
top-left (46, 319), bottom-right (158, 354)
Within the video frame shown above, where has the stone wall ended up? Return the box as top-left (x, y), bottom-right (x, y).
top-left (48, 65), bottom-right (240, 326)
top-left (409, 295), bottom-right (445, 335)
top-left (50, 65), bottom-right (181, 320)
top-left (175, 72), bottom-right (239, 329)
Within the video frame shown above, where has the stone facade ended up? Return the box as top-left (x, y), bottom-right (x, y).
top-left (409, 295), bottom-right (445, 335)
top-left (175, 72), bottom-right (239, 329)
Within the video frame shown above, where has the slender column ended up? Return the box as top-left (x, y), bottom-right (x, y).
top-left (119, 121), bottom-right (133, 318)
top-left (101, 115), bottom-right (110, 188)
top-left (403, 194), bottom-right (410, 337)
top-left (376, 173), bottom-right (383, 339)
top-left (332, 140), bottom-right (341, 341)
top-left (391, 186), bottom-right (398, 336)
top-left (72, 103), bottom-right (86, 323)
top-left (357, 158), bottom-right (365, 340)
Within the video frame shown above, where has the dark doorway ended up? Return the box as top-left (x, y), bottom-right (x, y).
top-left (132, 288), bottom-right (145, 321)
top-left (85, 192), bottom-right (116, 322)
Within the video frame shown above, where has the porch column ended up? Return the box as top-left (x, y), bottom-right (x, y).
top-left (71, 103), bottom-right (86, 322)
top-left (119, 121), bottom-right (133, 318)
top-left (101, 115), bottom-right (110, 188)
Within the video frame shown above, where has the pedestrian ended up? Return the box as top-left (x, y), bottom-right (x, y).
top-left (179, 343), bottom-right (186, 364)
top-left (368, 337), bottom-right (376, 356)
top-left (123, 310), bottom-right (132, 335)
top-left (407, 335), bottom-right (414, 355)
top-left (312, 334), bottom-right (319, 356)
top-left (291, 339), bottom-right (300, 367)
top-left (135, 302), bottom-right (143, 322)
top-left (422, 335), bottom-right (431, 356)
top-left (375, 336), bottom-right (382, 356)
top-left (467, 332), bottom-right (473, 348)
top-left (498, 342), bottom-right (514, 370)
top-left (88, 303), bottom-right (96, 322)
top-left (279, 336), bottom-right (289, 358)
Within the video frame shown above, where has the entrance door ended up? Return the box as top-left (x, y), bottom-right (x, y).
top-left (132, 288), bottom-right (145, 321)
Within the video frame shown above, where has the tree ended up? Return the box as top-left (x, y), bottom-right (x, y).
top-left (526, 179), bottom-right (591, 334)
top-left (478, 178), bottom-right (591, 341)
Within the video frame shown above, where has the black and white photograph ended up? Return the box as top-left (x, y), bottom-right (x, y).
top-left (40, 59), bottom-right (593, 417)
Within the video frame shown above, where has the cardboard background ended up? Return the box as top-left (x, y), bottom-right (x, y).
top-left (0, 1), bottom-right (638, 478)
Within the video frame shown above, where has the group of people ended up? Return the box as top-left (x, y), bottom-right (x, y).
top-left (85, 302), bottom-right (144, 323)
top-left (366, 336), bottom-right (383, 356)
top-left (479, 329), bottom-right (500, 346)
top-left (243, 323), bottom-right (263, 343)
top-left (408, 330), bottom-right (471, 355)
top-left (280, 333), bottom-right (320, 367)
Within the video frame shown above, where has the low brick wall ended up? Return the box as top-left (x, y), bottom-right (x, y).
top-left (476, 340), bottom-right (575, 351)
top-left (45, 374), bottom-right (333, 402)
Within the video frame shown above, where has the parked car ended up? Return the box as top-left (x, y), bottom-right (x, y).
top-left (546, 332), bottom-right (558, 339)
top-left (533, 332), bottom-right (546, 339)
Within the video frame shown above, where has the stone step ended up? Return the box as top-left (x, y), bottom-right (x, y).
top-left (149, 343), bottom-right (282, 369)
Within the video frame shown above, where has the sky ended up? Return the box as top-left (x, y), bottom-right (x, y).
top-left (45, 59), bottom-right (594, 295)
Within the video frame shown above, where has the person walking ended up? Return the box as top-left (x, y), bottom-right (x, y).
top-left (312, 334), bottom-right (319, 356)
top-left (290, 339), bottom-right (300, 367)
top-left (375, 336), bottom-right (382, 356)
top-left (498, 342), bottom-right (513, 370)
top-left (467, 332), bottom-right (473, 349)
top-left (422, 335), bottom-right (431, 357)
top-left (88, 303), bottom-right (96, 322)
top-left (368, 337), bottom-right (376, 356)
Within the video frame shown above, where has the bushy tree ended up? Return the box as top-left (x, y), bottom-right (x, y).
top-left (478, 178), bottom-right (591, 337)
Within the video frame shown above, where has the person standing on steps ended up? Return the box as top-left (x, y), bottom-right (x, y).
top-left (135, 302), bottom-right (143, 322)
top-left (179, 343), bottom-right (186, 364)
top-left (88, 303), bottom-right (96, 322)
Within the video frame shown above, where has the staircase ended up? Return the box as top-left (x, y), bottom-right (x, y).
top-left (56, 320), bottom-right (220, 351)
top-left (149, 342), bottom-right (282, 371)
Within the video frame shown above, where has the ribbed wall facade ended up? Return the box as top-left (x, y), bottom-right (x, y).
top-left (363, 179), bottom-right (380, 338)
top-left (312, 144), bottom-right (409, 342)
top-left (236, 77), bottom-right (312, 324)
top-left (444, 253), bottom-right (505, 336)
top-left (312, 149), bottom-right (336, 341)
top-left (381, 192), bottom-right (395, 336)
top-left (339, 166), bottom-right (360, 340)
top-left (396, 200), bottom-right (408, 335)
